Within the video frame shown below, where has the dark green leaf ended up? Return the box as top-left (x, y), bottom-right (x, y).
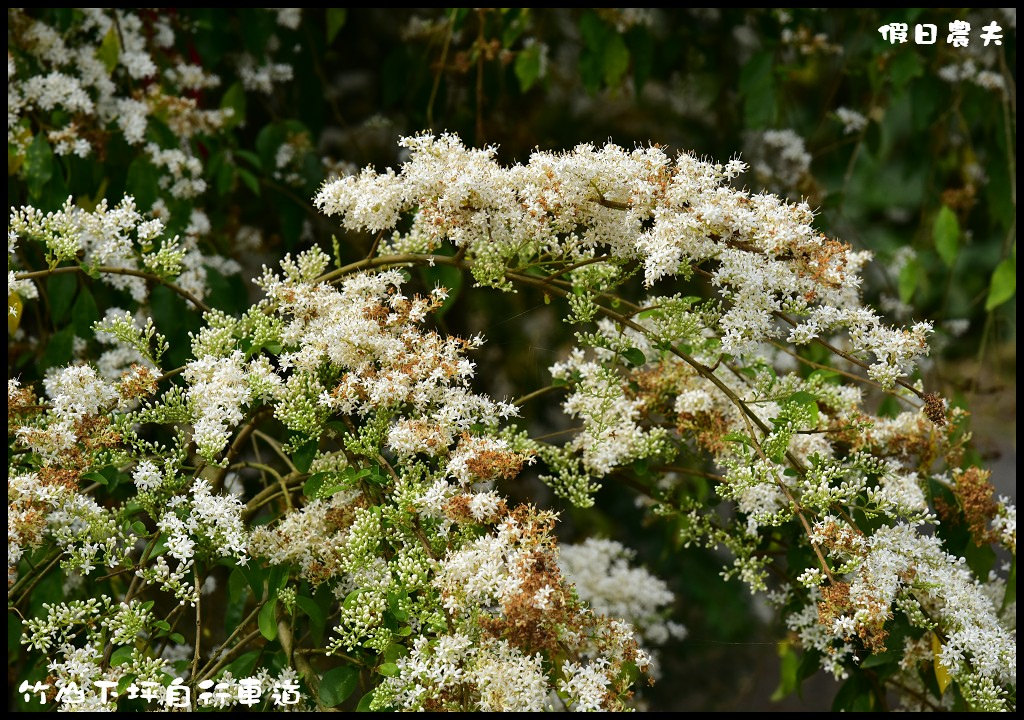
top-left (24, 134), bottom-right (55, 200)
top-left (220, 81), bottom-right (247, 129)
top-left (378, 662), bottom-right (399, 677)
top-left (419, 264), bottom-right (462, 319)
top-left (297, 595), bottom-right (324, 629)
top-left (739, 51), bottom-right (776, 129)
top-left (621, 347), bottom-right (646, 367)
top-left (225, 650), bottom-right (260, 678)
top-left (238, 167), bottom-right (261, 197)
top-left (70, 284), bottom-right (98, 336)
top-left (258, 597), bottom-right (278, 640)
top-left (890, 51), bottom-right (923, 89)
top-left (303, 472), bottom-right (328, 498)
top-left (293, 438), bottom-right (318, 473)
top-left (355, 690), bottom-right (376, 712)
top-left (126, 158), bottom-right (160, 210)
top-left (110, 646), bottom-right (134, 666)
top-left (860, 650), bottom-right (899, 669)
top-left (326, 9), bottom-right (348, 43)
top-left (320, 665), bottom-right (359, 707)
top-left (42, 326), bottom-right (75, 368)
top-left (514, 42), bottom-right (542, 92)
top-left (47, 273), bottom-right (77, 324)
top-left (626, 27), bottom-right (654, 92)
top-left (832, 673), bottom-right (875, 711)
top-left (1002, 558), bottom-right (1015, 611)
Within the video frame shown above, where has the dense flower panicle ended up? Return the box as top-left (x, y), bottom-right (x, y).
top-left (8, 127), bottom-right (1015, 712)
top-left (560, 538), bottom-right (685, 647)
top-left (315, 132), bottom-right (930, 384)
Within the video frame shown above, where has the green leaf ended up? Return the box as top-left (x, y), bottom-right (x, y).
top-left (515, 42), bottom-right (543, 92)
top-left (258, 597), bottom-right (278, 640)
top-left (97, 25), bottom-right (121, 75)
top-left (293, 438), bottom-right (319, 473)
top-left (860, 650), bottom-right (899, 669)
top-left (739, 51), bottom-right (776, 129)
top-left (602, 33), bottom-right (630, 88)
top-left (932, 205), bottom-right (959, 268)
top-left (126, 158), bottom-right (160, 210)
top-left (71, 285), bottom-right (98, 336)
top-left (237, 167), bottom-right (261, 197)
top-left (220, 82), bottom-right (247, 129)
top-left (787, 390), bottom-right (819, 426)
top-left (419, 264), bottom-right (462, 319)
top-left (242, 563), bottom-right (266, 601)
top-left (771, 641), bottom-right (800, 701)
top-left (807, 368), bottom-right (839, 384)
top-left (342, 589), bottom-right (363, 612)
top-left (24, 134), bottom-right (54, 201)
top-left (117, 674), bottom-right (136, 694)
top-left (832, 673), bottom-right (875, 711)
top-left (355, 690), bottom-right (376, 712)
top-left (110, 646), bottom-right (134, 666)
top-left (378, 662), bottom-right (400, 677)
top-left (626, 27), bottom-right (653, 92)
top-left (898, 255), bottom-right (921, 304)
top-left (383, 642), bottom-right (407, 663)
top-left (319, 665), bottom-right (359, 707)
top-left (984, 257), bottom-right (1015, 311)
top-left (235, 149), bottom-right (262, 170)
top-left (225, 650), bottom-right (260, 678)
top-left (620, 347), bottom-right (646, 367)
top-left (890, 51), bottom-right (923, 90)
top-left (578, 12), bottom-right (609, 93)
top-left (1002, 557), bottom-right (1015, 612)
top-left (326, 9), bottom-right (348, 43)
top-left (47, 273), bottom-right (78, 324)
top-left (42, 326), bottom-right (75, 368)
top-left (303, 472), bottom-right (327, 498)
top-left (297, 595), bottom-right (325, 629)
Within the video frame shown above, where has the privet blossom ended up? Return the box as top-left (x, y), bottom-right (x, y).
top-left (8, 132), bottom-right (1015, 712)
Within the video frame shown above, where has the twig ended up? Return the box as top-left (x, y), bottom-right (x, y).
top-left (15, 264), bottom-right (211, 313)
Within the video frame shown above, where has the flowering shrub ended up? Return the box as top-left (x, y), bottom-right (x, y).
top-left (7, 7), bottom-right (1016, 714)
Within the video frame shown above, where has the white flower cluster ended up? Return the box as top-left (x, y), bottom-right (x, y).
top-left (9, 196), bottom-right (237, 306)
top-left (316, 133), bottom-right (930, 382)
top-left (560, 537), bottom-right (685, 648)
top-left (14, 364), bottom-right (117, 460)
top-left (796, 517), bottom-right (1017, 705)
top-left (835, 107), bottom-right (868, 135)
top-left (153, 479), bottom-right (248, 604)
top-left (748, 128), bottom-right (812, 194)
top-left (184, 350), bottom-right (256, 460)
top-left (551, 347), bottom-right (669, 475)
top-left (382, 634), bottom-right (551, 712)
top-left (257, 250), bottom-right (518, 454)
